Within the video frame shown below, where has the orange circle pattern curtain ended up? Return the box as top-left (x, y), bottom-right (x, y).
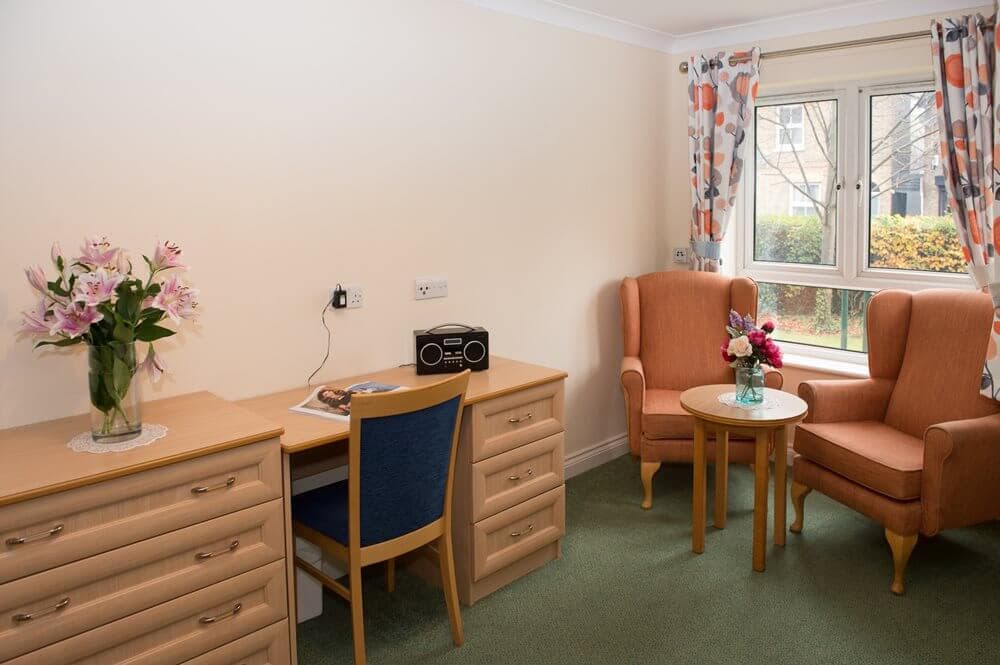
top-left (687, 48), bottom-right (760, 272)
top-left (931, 15), bottom-right (1000, 399)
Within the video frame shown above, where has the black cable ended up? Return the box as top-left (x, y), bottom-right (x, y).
top-left (307, 298), bottom-right (333, 386)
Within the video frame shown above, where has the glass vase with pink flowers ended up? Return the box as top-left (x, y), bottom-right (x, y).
top-left (19, 238), bottom-right (197, 443)
top-left (721, 309), bottom-right (783, 405)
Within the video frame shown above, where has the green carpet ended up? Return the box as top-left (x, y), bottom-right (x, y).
top-left (297, 456), bottom-right (1000, 664)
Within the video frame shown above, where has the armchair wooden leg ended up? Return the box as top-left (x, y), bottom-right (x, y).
top-left (885, 529), bottom-right (918, 596)
top-left (349, 560), bottom-right (366, 665)
top-left (386, 558), bottom-right (395, 593)
top-left (438, 534), bottom-right (464, 646)
top-left (640, 461), bottom-right (661, 510)
top-left (790, 482), bottom-right (811, 534)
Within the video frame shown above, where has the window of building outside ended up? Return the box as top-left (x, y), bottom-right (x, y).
top-left (742, 83), bottom-right (967, 358)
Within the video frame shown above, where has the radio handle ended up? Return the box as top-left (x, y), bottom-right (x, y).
top-left (424, 323), bottom-right (477, 334)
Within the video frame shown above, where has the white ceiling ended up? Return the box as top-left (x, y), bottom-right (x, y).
top-left (552, 0), bottom-right (866, 36)
top-left (467, 0), bottom-right (986, 52)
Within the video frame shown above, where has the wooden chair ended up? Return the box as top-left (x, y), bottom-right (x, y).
top-left (291, 370), bottom-right (470, 665)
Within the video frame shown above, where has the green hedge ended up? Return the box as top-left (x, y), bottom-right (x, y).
top-left (755, 214), bottom-right (965, 273)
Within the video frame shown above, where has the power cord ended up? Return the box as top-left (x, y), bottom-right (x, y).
top-left (307, 296), bottom-right (334, 386)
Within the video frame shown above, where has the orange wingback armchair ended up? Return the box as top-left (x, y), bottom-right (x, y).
top-left (620, 271), bottom-right (782, 509)
top-left (791, 289), bottom-right (1000, 595)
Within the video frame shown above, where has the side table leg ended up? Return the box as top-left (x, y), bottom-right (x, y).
top-left (774, 426), bottom-right (788, 547)
top-left (752, 430), bottom-right (769, 572)
top-left (692, 418), bottom-right (707, 554)
top-left (714, 429), bottom-right (729, 529)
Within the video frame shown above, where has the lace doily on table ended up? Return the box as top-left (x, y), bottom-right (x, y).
top-left (67, 424), bottom-right (168, 454)
top-left (717, 392), bottom-right (780, 411)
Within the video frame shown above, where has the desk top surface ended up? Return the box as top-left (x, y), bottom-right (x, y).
top-left (238, 356), bottom-right (567, 454)
top-left (0, 392), bottom-right (284, 507)
top-left (680, 385), bottom-right (808, 427)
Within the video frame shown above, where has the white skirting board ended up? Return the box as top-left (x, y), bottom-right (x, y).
top-left (564, 432), bottom-right (629, 480)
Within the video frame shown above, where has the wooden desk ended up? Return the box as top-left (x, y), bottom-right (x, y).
top-left (239, 356), bottom-right (568, 611)
top-left (0, 393), bottom-right (293, 664)
top-left (680, 385), bottom-right (807, 572)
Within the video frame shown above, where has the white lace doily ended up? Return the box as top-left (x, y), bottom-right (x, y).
top-left (68, 424), bottom-right (169, 454)
top-left (717, 391), bottom-right (778, 411)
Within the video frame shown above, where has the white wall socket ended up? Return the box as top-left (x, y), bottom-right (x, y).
top-left (672, 247), bottom-right (690, 263)
top-left (415, 277), bottom-right (447, 300)
top-left (344, 284), bottom-right (364, 309)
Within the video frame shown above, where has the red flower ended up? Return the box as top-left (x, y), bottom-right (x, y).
top-left (763, 339), bottom-right (783, 368)
top-left (761, 320), bottom-right (775, 334)
top-left (748, 329), bottom-right (767, 347)
top-left (720, 342), bottom-right (735, 363)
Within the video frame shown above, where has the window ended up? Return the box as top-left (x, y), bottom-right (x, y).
top-left (789, 183), bottom-right (821, 216)
top-left (742, 83), bottom-right (968, 356)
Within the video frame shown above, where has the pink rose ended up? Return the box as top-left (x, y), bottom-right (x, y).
top-left (748, 329), bottom-right (767, 347)
top-left (761, 320), bottom-right (775, 334)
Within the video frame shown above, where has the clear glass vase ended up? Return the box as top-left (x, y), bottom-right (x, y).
top-left (735, 366), bottom-right (765, 405)
top-left (88, 342), bottom-right (142, 443)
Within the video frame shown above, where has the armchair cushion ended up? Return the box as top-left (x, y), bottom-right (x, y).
top-left (795, 421), bottom-right (923, 500)
top-left (642, 389), bottom-right (693, 439)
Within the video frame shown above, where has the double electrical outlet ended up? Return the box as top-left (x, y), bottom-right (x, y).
top-left (330, 277), bottom-right (448, 310)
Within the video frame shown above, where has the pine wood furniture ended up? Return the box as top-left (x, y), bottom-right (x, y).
top-left (292, 371), bottom-right (470, 665)
top-left (239, 356), bottom-right (568, 607)
top-left (0, 392), bottom-right (292, 665)
top-left (679, 384), bottom-right (807, 572)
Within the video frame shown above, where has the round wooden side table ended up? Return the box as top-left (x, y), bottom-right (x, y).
top-left (679, 384), bottom-right (808, 572)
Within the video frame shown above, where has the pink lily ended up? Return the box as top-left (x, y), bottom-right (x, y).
top-left (151, 240), bottom-right (186, 270)
top-left (73, 268), bottom-right (124, 306)
top-left (151, 275), bottom-right (199, 323)
top-left (51, 242), bottom-right (65, 270)
top-left (116, 251), bottom-right (132, 274)
top-left (25, 265), bottom-right (49, 294)
top-left (140, 346), bottom-right (167, 383)
top-left (50, 303), bottom-right (103, 339)
top-left (77, 236), bottom-right (119, 268)
top-left (19, 299), bottom-right (51, 334)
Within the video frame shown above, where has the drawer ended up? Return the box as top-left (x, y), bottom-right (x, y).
top-left (468, 381), bottom-right (564, 462)
top-left (0, 499), bottom-right (285, 660)
top-left (10, 560), bottom-right (288, 665)
top-left (0, 439), bottom-right (281, 583)
top-left (471, 432), bottom-right (564, 522)
top-left (183, 620), bottom-right (290, 665)
top-left (473, 485), bottom-right (564, 581)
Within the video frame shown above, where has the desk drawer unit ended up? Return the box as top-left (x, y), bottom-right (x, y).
top-left (183, 620), bottom-right (291, 665)
top-left (9, 560), bottom-right (288, 665)
top-left (453, 378), bottom-right (566, 605)
top-left (0, 440), bottom-right (282, 583)
top-left (0, 499), bottom-right (285, 661)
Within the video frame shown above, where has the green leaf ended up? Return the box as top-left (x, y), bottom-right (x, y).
top-left (113, 319), bottom-right (134, 343)
top-left (135, 322), bottom-right (175, 342)
top-left (46, 280), bottom-right (69, 297)
top-left (112, 356), bottom-right (132, 397)
top-left (35, 337), bottom-right (83, 348)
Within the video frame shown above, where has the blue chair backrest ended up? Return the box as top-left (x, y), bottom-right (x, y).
top-left (356, 396), bottom-right (462, 546)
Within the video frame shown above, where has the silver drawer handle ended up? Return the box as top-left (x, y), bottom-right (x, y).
top-left (507, 413), bottom-right (533, 424)
top-left (191, 476), bottom-right (236, 495)
top-left (195, 538), bottom-right (240, 560)
top-left (199, 602), bottom-right (241, 624)
top-left (12, 597), bottom-right (70, 623)
top-left (509, 523), bottom-right (534, 538)
top-left (5, 523), bottom-right (64, 546)
top-left (507, 469), bottom-right (534, 481)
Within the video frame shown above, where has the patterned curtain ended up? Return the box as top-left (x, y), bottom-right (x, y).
top-left (687, 48), bottom-right (760, 272)
top-left (931, 15), bottom-right (1000, 399)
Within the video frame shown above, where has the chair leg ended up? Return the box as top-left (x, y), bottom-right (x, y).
top-left (790, 481), bottom-right (812, 534)
top-left (349, 560), bottom-right (366, 665)
top-left (438, 534), bottom-right (464, 646)
top-left (885, 529), bottom-right (918, 596)
top-left (640, 461), bottom-right (661, 510)
top-left (386, 558), bottom-right (395, 593)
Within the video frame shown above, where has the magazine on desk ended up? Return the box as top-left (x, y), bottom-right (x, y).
top-left (290, 381), bottom-right (405, 421)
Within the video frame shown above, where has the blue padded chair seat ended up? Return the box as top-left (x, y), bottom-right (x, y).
top-left (293, 480), bottom-right (351, 545)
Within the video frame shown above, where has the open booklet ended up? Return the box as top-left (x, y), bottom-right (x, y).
top-left (290, 381), bottom-right (405, 421)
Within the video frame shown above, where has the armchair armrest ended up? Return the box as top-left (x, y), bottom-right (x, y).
top-left (763, 366), bottom-right (783, 390)
top-left (798, 378), bottom-right (895, 424)
top-left (922, 412), bottom-right (1000, 535)
top-left (620, 357), bottom-right (645, 457)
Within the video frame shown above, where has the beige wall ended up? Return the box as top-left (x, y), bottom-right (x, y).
top-left (0, 0), bottom-right (667, 458)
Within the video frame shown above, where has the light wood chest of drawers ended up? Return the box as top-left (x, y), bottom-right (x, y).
top-left (0, 393), bottom-right (293, 665)
top-left (452, 379), bottom-right (566, 605)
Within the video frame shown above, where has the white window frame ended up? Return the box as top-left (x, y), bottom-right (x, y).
top-left (737, 79), bottom-right (971, 363)
top-left (774, 104), bottom-right (805, 151)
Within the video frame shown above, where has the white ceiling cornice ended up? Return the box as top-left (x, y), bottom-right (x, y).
top-left (464, 0), bottom-right (990, 54)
